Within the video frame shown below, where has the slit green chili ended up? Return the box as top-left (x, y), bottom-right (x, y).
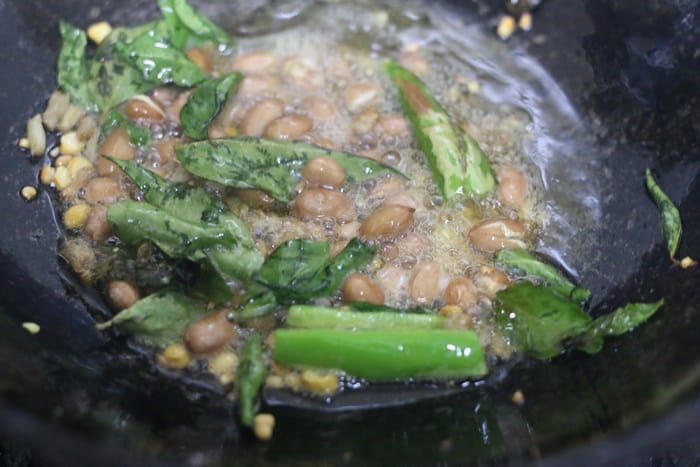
top-left (384, 59), bottom-right (495, 199)
top-left (273, 329), bottom-right (487, 380)
top-left (286, 305), bottom-right (445, 330)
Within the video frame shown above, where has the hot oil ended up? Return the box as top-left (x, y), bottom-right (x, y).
top-left (226, 0), bottom-right (600, 290)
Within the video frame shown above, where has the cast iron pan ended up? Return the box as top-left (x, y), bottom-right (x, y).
top-left (1, 0), bottom-right (699, 465)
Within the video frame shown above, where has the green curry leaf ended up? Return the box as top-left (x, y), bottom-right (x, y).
top-left (102, 109), bottom-right (151, 146)
top-left (180, 73), bottom-right (243, 140)
top-left (578, 299), bottom-right (665, 354)
top-left (645, 168), bottom-right (683, 260)
top-left (159, 0), bottom-right (231, 49)
top-left (57, 21), bottom-right (96, 111)
top-left (256, 238), bottom-right (376, 301)
top-left (108, 157), bottom-right (254, 248)
top-left (96, 289), bottom-right (206, 347)
top-left (175, 137), bottom-right (406, 203)
top-left (115, 31), bottom-right (208, 87)
top-left (494, 282), bottom-right (592, 360)
top-left (494, 248), bottom-right (590, 303)
top-left (107, 200), bottom-right (263, 280)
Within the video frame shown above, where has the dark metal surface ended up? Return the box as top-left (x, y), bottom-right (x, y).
top-left (1, 0), bottom-right (699, 465)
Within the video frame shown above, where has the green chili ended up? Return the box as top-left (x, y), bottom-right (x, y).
top-left (237, 333), bottom-right (267, 426)
top-left (273, 329), bottom-right (487, 380)
top-left (286, 305), bottom-right (445, 330)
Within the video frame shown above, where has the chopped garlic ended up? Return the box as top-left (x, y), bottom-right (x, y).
top-left (208, 351), bottom-right (239, 385)
top-left (40, 165), bottom-right (55, 185)
top-left (157, 343), bottom-right (191, 369)
top-left (253, 414), bottom-right (275, 441)
top-left (67, 156), bottom-right (93, 178)
top-left (87, 21), bottom-right (112, 44)
top-left (59, 132), bottom-right (85, 156)
top-left (497, 16), bottom-right (516, 40)
top-left (27, 114), bottom-right (46, 156)
top-left (53, 166), bottom-right (72, 190)
top-left (64, 204), bottom-right (91, 229)
top-left (22, 322), bottom-right (40, 334)
top-left (20, 186), bottom-right (37, 202)
top-left (518, 12), bottom-right (533, 31)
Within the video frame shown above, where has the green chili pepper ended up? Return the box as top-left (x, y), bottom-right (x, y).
top-left (273, 329), bottom-right (487, 380)
top-left (237, 333), bottom-right (267, 426)
top-left (286, 305), bottom-right (446, 330)
top-left (384, 59), bottom-right (495, 199)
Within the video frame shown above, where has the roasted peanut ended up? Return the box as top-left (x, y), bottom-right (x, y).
top-left (351, 108), bottom-right (379, 134)
top-left (155, 138), bottom-right (177, 165)
top-left (303, 96), bottom-right (336, 121)
top-left (341, 273), bottom-right (385, 305)
top-left (241, 98), bottom-right (284, 137)
top-left (498, 166), bottom-right (528, 209)
top-left (185, 47), bottom-right (213, 73)
top-left (264, 114), bottom-right (313, 140)
top-left (400, 50), bottom-right (429, 75)
top-left (343, 82), bottom-right (380, 112)
top-left (293, 188), bottom-right (355, 222)
top-left (106, 280), bottom-right (140, 310)
top-left (468, 218), bottom-right (527, 253)
top-left (125, 97), bottom-right (164, 121)
top-left (232, 51), bottom-right (277, 74)
top-left (359, 205), bottom-right (414, 240)
top-left (475, 266), bottom-right (511, 297)
top-left (98, 128), bottom-right (135, 175)
top-left (376, 114), bottom-right (409, 136)
top-left (166, 91), bottom-right (191, 124)
top-left (384, 191), bottom-right (419, 211)
top-left (408, 261), bottom-right (443, 305)
top-left (282, 57), bottom-right (324, 89)
top-left (185, 310), bottom-right (237, 355)
top-left (301, 156), bottom-right (346, 189)
top-left (83, 204), bottom-right (111, 242)
top-left (239, 74), bottom-right (281, 95)
top-left (444, 277), bottom-right (478, 310)
top-left (235, 189), bottom-right (277, 209)
top-left (82, 176), bottom-right (123, 204)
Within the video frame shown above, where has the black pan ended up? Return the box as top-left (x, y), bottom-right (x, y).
top-left (1, 0), bottom-right (699, 465)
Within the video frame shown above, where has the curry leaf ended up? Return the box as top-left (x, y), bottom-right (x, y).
top-left (180, 73), bottom-right (243, 140)
top-left (494, 282), bottom-right (592, 360)
top-left (189, 263), bottom-right (233, 304)
top-left (494, 248), bottom-right (590, 303)
top-left (582, 299), bottom-right (664, 346)
top-left (322, 237), bottom-right (379, 294)
top-left (57, 21), bottom-right (96, 111)
top-left (102, 109), bottom-right (151, 146)
top-left (645, 168), bottom-right (683, 260)
top-left (107, 200), bottom-right (263, 280)
top-left (159, 0), bottom-right (231, 49)
top-left (256, 238), bottom-right (376, 301)
top-left (175, 137), bottom-right (406, 203)
top-left (229, 283), bottom-right (279, 322)
top-left (108, 157), bottom-right (254, 248)
top-left (257, 240), bottom-right (331, 293)
top-left (96, 290), bottom-right (206, 347)
top-left (158, 0), bottom-right (193, 50)
top-left (116, 31), bottom-right (208, 87)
